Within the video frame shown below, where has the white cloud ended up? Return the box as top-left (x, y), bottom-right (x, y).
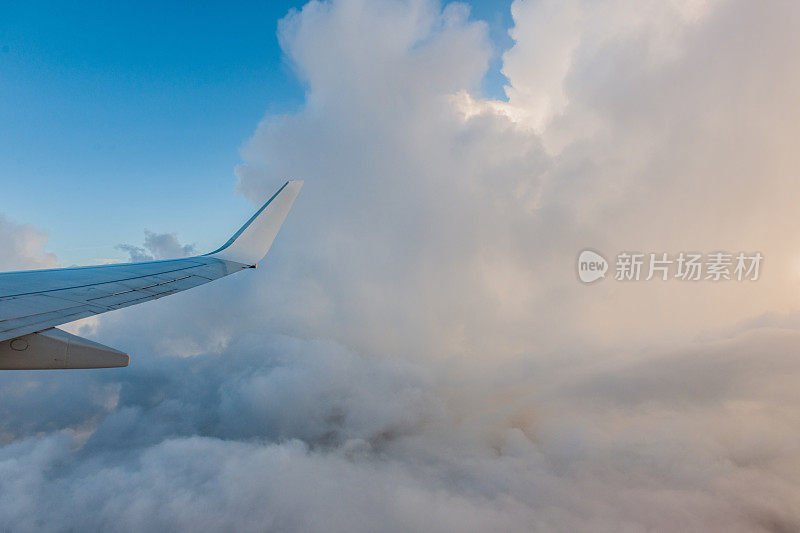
top-left (0, 215), bottom-right (57, 271)
top-left (117, 230), bottom-right (197, 262)
top-left (234, 0), bottom-right (800, 360)
top-left (2, 0), bottom-right (800, 530)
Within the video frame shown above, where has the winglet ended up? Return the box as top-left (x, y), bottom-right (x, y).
top-left (207, 180), bottom-right (303, 266)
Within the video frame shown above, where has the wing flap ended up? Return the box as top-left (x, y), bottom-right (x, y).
top-left (0, 294), bottom-right (86, 321)
top-left (0, 308), bottom-right (98, 342)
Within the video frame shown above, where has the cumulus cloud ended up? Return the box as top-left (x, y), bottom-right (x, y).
top-left (117, 230), bottom-right (197, 262)
top-left (235, 0), bottom-right (800, 361)
top-left (0, 215), bottom-right (57, 270)
top-left (2, 327), bottom-right (800, 532)
top-left (2, 0), bottom-right (800, 531)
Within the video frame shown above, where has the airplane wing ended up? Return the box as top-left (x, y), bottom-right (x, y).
top-left (0, 180), bottom-right (303, 369)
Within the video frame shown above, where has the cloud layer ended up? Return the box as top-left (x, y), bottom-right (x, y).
top-left (2, 0), bottom-right (800, 531)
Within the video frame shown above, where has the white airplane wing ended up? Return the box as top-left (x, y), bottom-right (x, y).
top-left (0, 180), bottom-right (303, 369)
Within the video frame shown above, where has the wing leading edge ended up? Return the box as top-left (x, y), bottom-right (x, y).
top-left (0, 180), bottom-right (303, 369)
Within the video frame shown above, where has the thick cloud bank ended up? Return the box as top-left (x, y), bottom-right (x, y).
top-left (2, 0), bottom-right (800, 531)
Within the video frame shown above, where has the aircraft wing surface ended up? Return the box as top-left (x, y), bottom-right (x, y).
top-left (0, 180), bottom-right (302, 369)
top-left (0, 256), bottom-right (244, 343)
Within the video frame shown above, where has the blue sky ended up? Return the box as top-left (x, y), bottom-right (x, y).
top-left (0, 0), bottom-right (512, 266)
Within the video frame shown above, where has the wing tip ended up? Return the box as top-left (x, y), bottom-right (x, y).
top-left (208, 180), bottom-right (303, 265)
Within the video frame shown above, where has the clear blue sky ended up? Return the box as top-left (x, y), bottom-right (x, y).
top-left (0, 0), bottom-right (512, 266)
